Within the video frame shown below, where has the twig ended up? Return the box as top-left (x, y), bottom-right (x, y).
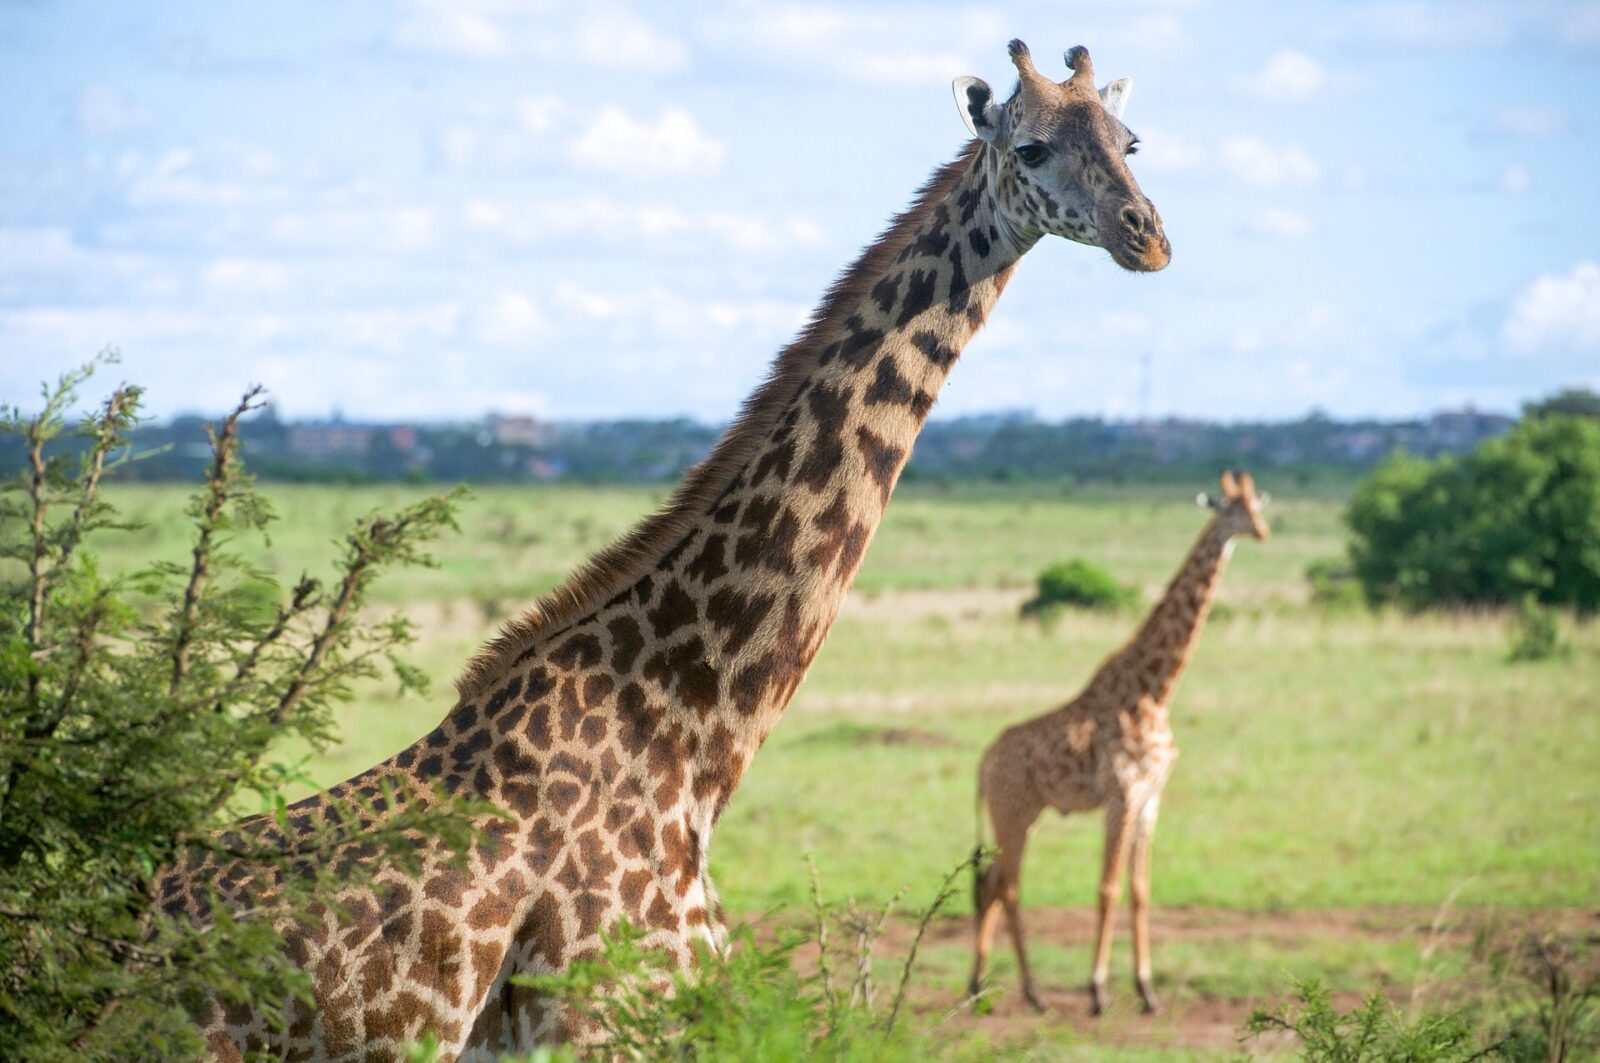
top-left (886, 851), bottom-right (978, 1033)
top-left (169, 386), bottom-right (264, 697)
top-left (806, 855), bottom-right (838, 1015)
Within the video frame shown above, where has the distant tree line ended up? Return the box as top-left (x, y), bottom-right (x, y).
top-left (0, 390), bottom-right (1564, 487)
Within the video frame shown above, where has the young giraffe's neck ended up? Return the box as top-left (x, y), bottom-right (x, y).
top-left (448, 141), bottom-right (1027, 833)
top-left (1123, 518), bottom-right (1236, 706)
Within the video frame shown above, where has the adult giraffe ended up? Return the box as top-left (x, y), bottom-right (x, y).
top-left (163, 39), bottom-right (1170, 1061)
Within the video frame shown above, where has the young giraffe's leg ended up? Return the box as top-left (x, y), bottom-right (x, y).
top-left (994, 808), bottom-right (1046, 1011)
top-left (1089, 797), bottom-right (1139, 1016)
top-left (1129, 791), bottom-right (1163, 1014)
top-left (968, 855), bottom-right (1004, 998)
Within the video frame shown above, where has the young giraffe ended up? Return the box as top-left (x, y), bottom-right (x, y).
top-left (969, 471), bottom-right (1270, 1016)
top-left (159, 40), bottom-right (1170, 1061)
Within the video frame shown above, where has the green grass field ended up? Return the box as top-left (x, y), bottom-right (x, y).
top-left (98, 480), bottom-right (1600, 1057)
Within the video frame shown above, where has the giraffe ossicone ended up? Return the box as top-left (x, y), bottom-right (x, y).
top-left (162, 39), bottom-right (1171, 1061)
top-left (970, 471), bottom-right (1269, 1017)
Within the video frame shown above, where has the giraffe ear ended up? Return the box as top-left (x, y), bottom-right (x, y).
top-left (1196, 492), bottom-right (1217, 510)
top-left (1098, 77), bottom-right (1133, 120)
top-left (953, 76), bottom-right (1003, 142)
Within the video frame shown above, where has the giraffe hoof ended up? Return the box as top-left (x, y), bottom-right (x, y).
top-left (1089, 982), bottom-right (1107, 1017)
top-left (1137, 977), bottom-right (1161, 1014)
top-left (1023, 983), bottom-right (1047, 1013)
top-left (967, 975), bottom-right (981, 999)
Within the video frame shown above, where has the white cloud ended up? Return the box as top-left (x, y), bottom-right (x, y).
top-left (1477, 105), bottom-right (1570, 141)
top-left (516, 94), bottom-right (567, 133)
top-left (569, 107), bottom-right (726, 175)
top-left (1238, 49), bottom-right (1327, 99)
top-left (338, 304), bottom-right (462, 353)
top-left (477, 291), bottom-right (546, 344)
top-left (1218, 137), bottom-right (1322, 186)
top-left (555, 283), bottom-right (807, 336)
top-left (390, 2), bottom-right (688, 71)
top-left (1503, 262), bottom-right (1600, 351)
top-left (458, 194), bottom-right (824, 252)
top-left (844, 51), bottom-right (969, 86)
top-left (1132, 127), bottom-right (1204, 173)
top-left (391, 3), bottom-right (508, 56)
top-left (1499, 163), bottom-right (1532, 196)
top-left (73, 84), bottom-right (151, 135)
top-left (203, 257), bottom-right (289, 293)
top-left (1243, 207), bottom-right (1314, 239)
top-left (125, 143), bottom-right (287, 207)
top-left (389, 207), bottom-right (436, 248)
top-left (573, 11), bottom-right (688, 73)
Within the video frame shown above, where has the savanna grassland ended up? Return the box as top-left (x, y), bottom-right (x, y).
top-left (99, 481), bottom-right (1600, 1058)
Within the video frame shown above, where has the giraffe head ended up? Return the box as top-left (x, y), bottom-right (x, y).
top-left (1199, 469), bottom-right (1271, 541)
top-left (953, 39), bottom-right (1170, 272)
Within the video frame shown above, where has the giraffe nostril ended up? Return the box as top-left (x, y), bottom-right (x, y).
top-left (1119, 205), bottom-right (1144, 233)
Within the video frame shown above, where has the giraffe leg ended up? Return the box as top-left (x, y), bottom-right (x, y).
top-left (1129, 792), bottom-right (1163, 1015)
top-left (1089, 799), bottom-right (1137, 1017)
top-left (990, 814), bottom-right (1045, 1012)
top-left (968, 859), bottom-right (1004, 1000)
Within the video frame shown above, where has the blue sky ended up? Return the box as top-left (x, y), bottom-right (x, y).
top-left (2, 0), bottom-right (1597, 423)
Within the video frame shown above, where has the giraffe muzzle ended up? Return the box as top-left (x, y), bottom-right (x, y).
top-left (1105, 199), bottom-right (1171, 273)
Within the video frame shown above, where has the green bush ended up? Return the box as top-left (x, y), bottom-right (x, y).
top-left (1245, 979), bottom-right (1485, 1061)
top-left (1346, 416), bottom-right (1600, 612)
top-left (1020, 558), bottom-right (1139, 625)
top-left (1507, 598), bottom-right (1566, 662)
top-left (0, 359), bottom-right (479, 1061)
top-left (1306, 557), bottom-right (1366, 612)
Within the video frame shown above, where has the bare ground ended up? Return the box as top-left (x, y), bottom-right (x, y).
top-left (785, 905), bottom-right (1600, 1056)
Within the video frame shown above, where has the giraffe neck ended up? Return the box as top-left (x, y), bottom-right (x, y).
top-left (443, 141), bottom-right (1027, 836)
top-left (1124, 518), bottom-right (1236, 706)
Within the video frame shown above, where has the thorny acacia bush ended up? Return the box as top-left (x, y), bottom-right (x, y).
top-left (0, 359), bottom-right (483, 1062)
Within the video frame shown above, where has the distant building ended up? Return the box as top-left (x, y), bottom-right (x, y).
top-left (488, 414), bottom-right (553, 448)
top-left (1425, 408), bottom-right (1513, 452)
top-left (287, 423), bottom-right (418, 460)
top-left (287, 423), bottom-right (376, 460)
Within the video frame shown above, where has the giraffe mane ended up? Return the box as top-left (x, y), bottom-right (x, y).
top-left (454, 139), bottom-right (987, 699)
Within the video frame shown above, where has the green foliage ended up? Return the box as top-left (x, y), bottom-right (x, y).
top-left (1245, 979), bottom-right (1487, 1061)
top-left (1523, 387), bottom-right (1600, 421)
top-left (1306, 556), bottom-right (1366, 612)
top-left (510, 857), bottom-right (975, 1062)
top-left (1486, 933), bottom-right (1599, 1063)
top-left (1020, 557), bottom-right (1140, 626)
top-left (1507, 598), bottom-right (1566, 662)
top-left (0, 358), bottom-right (480, 1062)
top-left (1346, 416), bottom-right (1600, 612)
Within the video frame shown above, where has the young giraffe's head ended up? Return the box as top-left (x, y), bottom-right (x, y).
top-left (954, 39), bottom-right (1170, 272)
top-left (1199, 469), bottom-right (1272, 541)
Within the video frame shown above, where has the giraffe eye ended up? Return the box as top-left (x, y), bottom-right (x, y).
top-left (1125, 136), bottom-right (1141, 156)
top-left (1014, 143), bottom-right (1048, 167)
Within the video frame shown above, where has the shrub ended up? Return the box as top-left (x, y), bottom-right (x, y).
top-left (0, 359), bottom-right (479, 1061)
top-left (1306, 557), bottom-right (1366, 612)
top-left (1020, 558), bottom-right (1139, 626)
top-left (1345, 416), bottom-right (1600, 612)
top-left (1245, 979), bottom-right (1485, 1061)
top-left (1507, 598), bottom-right (1566, 663)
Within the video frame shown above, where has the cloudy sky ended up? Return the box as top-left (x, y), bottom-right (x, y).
top-left (3, 1), bottom-right (1598, 423)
